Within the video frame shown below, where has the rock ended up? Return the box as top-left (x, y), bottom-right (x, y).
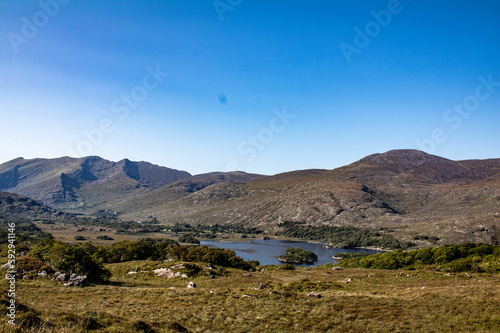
top-left (269, 290), bottom-right (281, 295)
top-left (127, 271), bottom-right (138, 275)
top-left (187, 281), bottom-right (196, 288)
top-left (465, 273), bottom-right (471, 278)
top-left (241, 294), bottom-right (253, 298)
top-left (257, 283), bottom-right (268, 290)
top-left (242, 273), bottom-right (252, 277)
top-left (64, 274), bottom-right (87, 287)
top-left (154, 268), bottom-right (181, 279)
top-left (342, 278), bottom-right (353, 283)
top-left (331, 267), bottom-right (343, 271)
top-left (54, 272), bottom-right (68, 282)
top-left (38, 270), bottom-right (47, 277)
top-left (445, 273), bottom-right (451, 276)
top-left (170, 264), bottom-right (185, 270)
top-left (308, 292), bottom-right (321, 299)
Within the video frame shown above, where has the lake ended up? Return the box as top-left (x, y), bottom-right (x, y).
top-left (200, 239), bottom-right (380, 266)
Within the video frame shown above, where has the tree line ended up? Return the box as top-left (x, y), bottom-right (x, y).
top-left (276, 221), bottom-right (414, 249)
top-left (337, 243), bottom-right (500, 273)
top-left (2, 237), bottom-right (259, 284)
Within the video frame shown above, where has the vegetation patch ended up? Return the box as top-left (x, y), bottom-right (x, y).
top-left (278, 247), bottom-right (318, 264)
top-left (337, 243), bottom-right (500, 273)
top-left (277, 221), bottom-right (415, 249)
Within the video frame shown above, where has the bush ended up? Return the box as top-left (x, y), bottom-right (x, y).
top-left (281, 264), bottom-right (296, 270)
top-left (96, 235), bottom-right (114, 240)
top-left (30, 240), bottom-right (111, 283)
top-left (178, 233), bottom-right (200, 244)
top-left (74, 236), bottom-right (86, 241)
top-left (15, 256), bottom-right (45, 273)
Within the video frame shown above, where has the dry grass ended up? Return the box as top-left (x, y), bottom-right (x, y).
top-left (1, 263), bottom-right (499, 332)
top-left (33, 221), bottom-right (173, 245)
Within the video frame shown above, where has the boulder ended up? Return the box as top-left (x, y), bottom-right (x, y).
top-left (54, 272), bottom-right (68, 282)
top-left (153, 268), bottom-right (181, 279)
top-left (308, 292), bottom-right (321, 299)
top-left (64, 274), bottom-right (87, 287)
top-left (331, 267), bottom-right (343, 271)
top-left (170, 264), bottom-right (185, 270)
top-left (257, 283), bottom-right (268, 290)
top-left (187, 281), bottom-right (196, 288)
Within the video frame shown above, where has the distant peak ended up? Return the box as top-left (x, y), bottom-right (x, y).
top-left (359, 149), bottom-right (448, 167)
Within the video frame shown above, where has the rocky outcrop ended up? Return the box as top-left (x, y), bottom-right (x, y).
top-left (63, 274), bottom-right (87, 287)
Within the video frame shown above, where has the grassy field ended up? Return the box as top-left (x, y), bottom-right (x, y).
top-left (33, 221), bottom-right (175, 245)
top-left (1, 261), bottom-right (499, 332)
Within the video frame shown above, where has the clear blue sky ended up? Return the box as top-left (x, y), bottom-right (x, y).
top-left (1, 0), bottom-right (499, 175)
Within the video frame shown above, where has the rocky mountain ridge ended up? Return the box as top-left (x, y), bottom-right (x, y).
top-left (1, 150), bottom-right (499, 245)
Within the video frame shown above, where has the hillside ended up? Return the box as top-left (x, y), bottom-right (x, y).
top-left (115, 150), bottom-right (500, 245)
top-left (1, 150), bottom-right (499, 246)
top-left (0, 156), bottom-right (192, 211)
top-left (0, 191), bottom-right (76, 222)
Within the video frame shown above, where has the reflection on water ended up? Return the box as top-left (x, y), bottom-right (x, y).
top-left (200, 239), bottom-right (380, 266)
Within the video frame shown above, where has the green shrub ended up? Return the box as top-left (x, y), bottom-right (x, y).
top-left (30, 240), bottom-right (111, 283)
top-left (178, 233), bottom-right (200, 244)
top-left (96, 235), bottom-right (114, 240)
top-left (338, 243), bottom-right (500, 273)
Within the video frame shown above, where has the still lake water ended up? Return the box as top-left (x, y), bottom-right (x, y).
top-left (200, 239), bottom-right (380, 266)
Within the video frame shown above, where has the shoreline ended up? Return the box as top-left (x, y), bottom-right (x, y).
top-left (200, 237), bottom-right (393, 252)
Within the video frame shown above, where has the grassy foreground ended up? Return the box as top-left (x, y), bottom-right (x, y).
top-left (1, 261), bottom-right (499, 332)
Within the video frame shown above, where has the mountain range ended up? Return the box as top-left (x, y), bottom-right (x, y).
top-left (1, 149), bottom-right (499, 245)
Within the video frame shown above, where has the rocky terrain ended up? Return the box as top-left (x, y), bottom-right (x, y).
top-left (1, 150), bottom-right (499, 245)
top-left (0, 192), bottom-right (76, 222)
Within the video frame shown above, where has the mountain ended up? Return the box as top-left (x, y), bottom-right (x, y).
top-left (0, 156), bottom-right (192, 210)
top-left (0, 191), bottom-right (76, 222)
top-left (114, 150), bottom-right (500, 245)
top-left (1, 150), bottom-right (499, 245)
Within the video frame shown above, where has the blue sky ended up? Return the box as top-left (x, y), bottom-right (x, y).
top-left (1, 0), bottom-right (499, 175)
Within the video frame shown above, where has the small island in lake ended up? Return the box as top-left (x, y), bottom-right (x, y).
top-left (278, 247), bottom-right (318, 264)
